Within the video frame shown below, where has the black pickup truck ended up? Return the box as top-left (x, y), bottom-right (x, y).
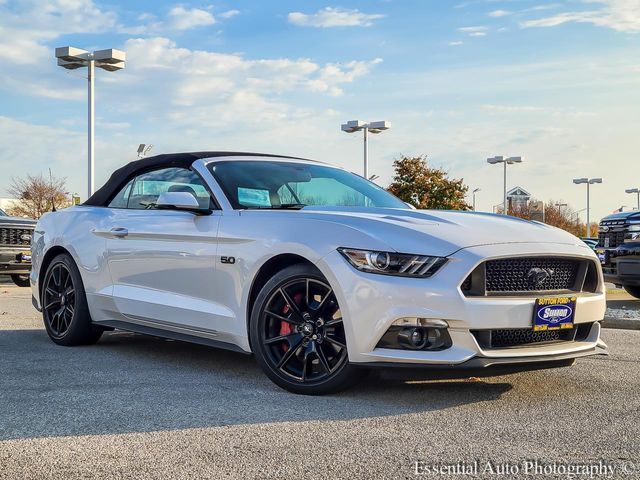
top-left (0, 208), bottom-right (36, 287)
top-left (596, 210), bottom-right (640, 299)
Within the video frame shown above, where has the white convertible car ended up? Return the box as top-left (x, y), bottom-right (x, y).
top-left (31, 152), bottom-right (608, 394)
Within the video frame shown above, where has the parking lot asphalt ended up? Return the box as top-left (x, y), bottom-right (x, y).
top-left (1, 283), bottom-right (639, 479)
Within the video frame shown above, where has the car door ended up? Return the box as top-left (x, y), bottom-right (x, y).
top-left (102, 167), bottom-right (230, 337)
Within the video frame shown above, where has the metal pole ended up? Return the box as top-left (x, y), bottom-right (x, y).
top-left (503, 161), bottom-right (507, 215)
top-left (473, 191), bottom-right (476, 211)
top-left (637, 191), bottom-right (639, 210)
top-left (88, 58), bottom-right (95, 199)
top-left (363, 126), bottom-right (369, 179)
top-left (586, 182), bottom-right (590, 237)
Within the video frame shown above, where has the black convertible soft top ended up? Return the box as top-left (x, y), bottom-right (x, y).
top-left (84, 151), bottom-right (307, 206)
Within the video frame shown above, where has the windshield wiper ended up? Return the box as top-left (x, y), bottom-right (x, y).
top-left (248, 203), bottom-right (307, 210)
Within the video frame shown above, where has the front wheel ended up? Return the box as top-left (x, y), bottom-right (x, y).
top-left (41, 253), bottom-right (103, 346)
top-left (11, 274), bottom-right (30, 287)
top-left (624, 285), bottom-right (640, 299)
top-left (250, 264), bottom-right (363, 395)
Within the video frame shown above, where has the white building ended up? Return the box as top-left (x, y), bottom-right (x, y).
top-left (507, 186), bottom-right (531, 211)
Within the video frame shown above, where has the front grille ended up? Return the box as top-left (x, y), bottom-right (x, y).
top-left (598, 219), bottom-right (627, 248)
top-left (461, 256), bottom-right (598, 296)
top-left (0, 227), bottom-right (33, 247)
top-left (485, 257), bottom-right (580, 293)
top-left (472, 323), bottom-right (592, 349)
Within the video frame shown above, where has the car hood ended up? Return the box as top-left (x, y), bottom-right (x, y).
top-left (0, 216), bottom-right (37, 226)
top-left (299, 206), bottom-right (586, 257)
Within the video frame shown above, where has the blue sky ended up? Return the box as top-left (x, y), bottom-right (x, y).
top-left (0, 0), bottom-right (639, 220)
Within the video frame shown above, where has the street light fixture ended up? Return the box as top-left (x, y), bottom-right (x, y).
top-left (55, 46), bottom-right (126, 199)
top-left (341, 120), bottom-right (390, 178)
top-left (573, 177), bottom-right (602, 237)
top-left (555, 202), bottom-right (568, 215)
top-left (472, 188), bottom-right (481, 211)
top-left (137, 144), bottom-right (154, 158)
top-left (625, 188), bottom-right (640, 210)
top-left (486, 155), bottom-right (523, 215)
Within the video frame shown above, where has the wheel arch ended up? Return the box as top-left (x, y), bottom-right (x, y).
top-left (246, 253), bottom-right (321, 342)
top-left (38, 245), bottom-right (73, 301)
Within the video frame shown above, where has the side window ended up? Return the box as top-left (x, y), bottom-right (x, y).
top-left (127, 167), bottom-right (213, 210)
top-left (108, 179), bottom-right (134, 208)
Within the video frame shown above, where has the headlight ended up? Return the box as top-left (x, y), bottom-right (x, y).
top-left (627, 224), bottom-right (640, 232)
top-left (338, 248), bottom-right (447, 277)
top-left (624, 232), bottom-right (640, 243)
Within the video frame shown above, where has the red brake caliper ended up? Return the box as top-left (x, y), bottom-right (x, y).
top-left (280, 293), bottom-right (303, 353)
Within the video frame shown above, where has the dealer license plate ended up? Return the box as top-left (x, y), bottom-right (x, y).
top-left (533, 297), bottom-right (576, 331)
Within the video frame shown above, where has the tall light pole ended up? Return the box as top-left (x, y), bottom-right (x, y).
top-left (55, 46), bottom-right (126, 199)
top-left (625, 188), bottom-right (640, 210)
top-left (341, 120), bottom-right (390, 178)
top-left (555, 202), bottom-right (568, 215)
top-left (573, 177), bottom-right (602, 237)
top-left (487, 156), bottom-right (523, 215)
top-left (472, 188), bottom-right (481, 211)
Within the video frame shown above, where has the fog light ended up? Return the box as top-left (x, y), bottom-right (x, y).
top-left (398, 327), bottom-right (429, 350)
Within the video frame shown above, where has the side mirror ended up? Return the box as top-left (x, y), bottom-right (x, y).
top-left (156, 192), bottom-right (211, 215)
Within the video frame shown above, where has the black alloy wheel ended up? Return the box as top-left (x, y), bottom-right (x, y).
top-left (41, 254), bottom-right (103, 346)
top-left (43, 262), bottom-right (76, 339)
top-left (250, 264), bottom-right (362, 394)
top-left (10, 274), bottom-right (30, 287)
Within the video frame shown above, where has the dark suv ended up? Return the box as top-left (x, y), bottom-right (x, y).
top-left (0, 208), bottom-right (36, 287)
top-left (597, 210), bottom-right (640, 299)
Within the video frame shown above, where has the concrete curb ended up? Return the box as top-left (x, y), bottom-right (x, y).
top-left (602, 318), bottom-right (640, 331)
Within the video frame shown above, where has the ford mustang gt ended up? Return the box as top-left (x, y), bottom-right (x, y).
top-left (30, 152), bottom-right (608, 394)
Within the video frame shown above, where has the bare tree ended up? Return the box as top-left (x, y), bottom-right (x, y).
top-left (509, 199), bottom-right (591, 237)
top-left (7, 173), bottom-right (72, 219)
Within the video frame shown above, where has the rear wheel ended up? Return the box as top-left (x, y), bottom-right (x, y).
top-left (624, 285), bottom-right (640, 299)
top-left (250, 264), bottom-right (362, 395)
top-left (10, 274), bottom-right (30, 287)
top-left (41, 254), bottom-right (103, 346)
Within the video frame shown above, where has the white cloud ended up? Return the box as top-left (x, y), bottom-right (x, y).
top-left (167, 6), bottom-right (215, 30)
top-left (459, 26), bottom-right (488, 37)
top-left (489, 9), bottom-right (512, 17)
top-left (288, 7), bottom-right (385, 28)
top-left (123, 37), bottom-right (382, 103)
top-left (220, 9), bottom-right (240, 19)
top-left (459, 25), bottom-right (488, 33)
top-left (0, 0), bottom-right (117, 65)
top-left (449, 41), bottom-right (464, 46)
top-left (521, 0), bottom-right (640, 33)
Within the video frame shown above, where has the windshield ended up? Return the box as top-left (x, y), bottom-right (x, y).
top-left (0, 208), bottom-right (7, 216)
top-left (208, 161), bottom-right (408, 210)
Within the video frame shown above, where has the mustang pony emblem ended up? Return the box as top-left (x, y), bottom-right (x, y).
top-left (527, 267), bottom-right (554, 286)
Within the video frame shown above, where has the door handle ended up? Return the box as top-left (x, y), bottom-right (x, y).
top-left (109, 227), bottom-right (128, 238)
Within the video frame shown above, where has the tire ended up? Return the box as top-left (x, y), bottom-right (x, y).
top-left (249, 264), bottom-right (363, 395)
top-left (623, 285), bottom-right (640, 299)
top-left (41, 253), bottom-right (103, 346)
top-left (11, 274), bottom-right (30, 287)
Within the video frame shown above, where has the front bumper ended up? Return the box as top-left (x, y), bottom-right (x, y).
top-left (317, 242), bottom-right (607, 367)
top-left (600, 244), bottom-right (640, 286)
top-left (0, 249), bottom-right (31, 275)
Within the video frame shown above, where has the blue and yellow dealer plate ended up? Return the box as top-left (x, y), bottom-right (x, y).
top-left (533, 297), bottom-right (576, 331)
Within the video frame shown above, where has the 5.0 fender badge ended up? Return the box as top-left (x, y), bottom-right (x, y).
top-left (221, 256), bottom-right (236, 264)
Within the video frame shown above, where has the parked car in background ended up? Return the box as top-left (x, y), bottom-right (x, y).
top-left (597, 210), bottom-right (640, 298)
top-left (581, 238), bottom-right (598, 250)
top-left (30, 152), bottom-right (607, 394)
top-left (0, 207), bottom-right (35, 287)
